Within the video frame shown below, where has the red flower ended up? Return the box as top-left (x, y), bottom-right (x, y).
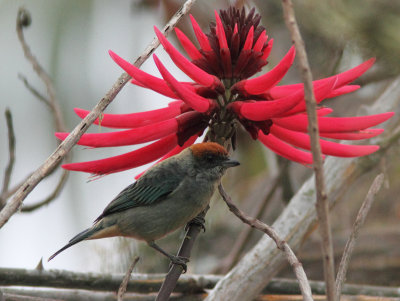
top-left (58, 7), bottom-right (393, 177)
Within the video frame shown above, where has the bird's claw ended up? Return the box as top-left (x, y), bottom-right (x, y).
top-left (169, 255), bottom-right (189, 273)
top-left (185, 216), bottom-right (206, 232)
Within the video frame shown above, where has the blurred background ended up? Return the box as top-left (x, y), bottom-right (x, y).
top-left (0, 0), bottom-right (400, 286)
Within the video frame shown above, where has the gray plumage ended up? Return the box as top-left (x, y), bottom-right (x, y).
top-left (48, 143), bottom-right (239, 262)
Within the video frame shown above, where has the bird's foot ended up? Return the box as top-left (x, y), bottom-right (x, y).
top-left (185, 216), bottom-right (206, 232)
top-left (169, 255), bottom-right (189, 273)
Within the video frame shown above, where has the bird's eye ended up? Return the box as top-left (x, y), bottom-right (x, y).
top-left (205, 154), bottom-right (214, 162)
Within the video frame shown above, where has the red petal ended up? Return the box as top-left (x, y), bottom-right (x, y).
top-left (316, 108), bottom-right (333, 116)
top-left (269, 59), bottom-right (375, 98)
top-left (73, 101), bottom-right (187, 129)
top-left (175, 28), bottom-right (203, 60)
top-left (320, 129), bottom-right (384, 140)
top-left (280, 77), bottom-right (337, 116)
top-left (56, 118), bottom-right (179, 147)
top-left (327, 85), bottom-right (360, 98)
top-left (274, 112), bottom-right (394, 133)
top-left (319, 58), bottom-right (375, 88)
top-left (231, 89), bottom-right (304, 121)
top-left (214, 10), bottom-right (228, 49)
top-left (242, 26), bottom-right (254, 51)
top-left (62, 134), bottom-right (178, 175)
top-left (153, 54), bottom-right (213, 113)
top-left (232, 46), bottom-right (296, 95)
top-left (154, 26), bottom-right (223, 91)
top-left (189, 14), bottom-right (212, 52)
top-left (109, 50), bottom-right (178, 99)
top-left (258, 131), bottom-right (314, 164)
top-left (271, 125), bottom-right (380, 157)
top-left (253, 30), bottom-right (267, 52)
top-left (261, 38), bottom-right (274, 60)
top-left (233, 23), bottom-right (238, 35)
top-left (134, 134), bottom-right (198, 180)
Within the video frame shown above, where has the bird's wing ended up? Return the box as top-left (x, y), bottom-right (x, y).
top-left (94, 161), bottom-right (182, 222)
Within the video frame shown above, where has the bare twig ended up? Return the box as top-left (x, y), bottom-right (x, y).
top-left (335, 174), bottom-right (385, 300)
top-left (15, 7), bottom-right (71, 212)
top-left (17, 73), bottom-right (50, 107)
top-left (0, 1), bottom-right (195, 228)
top-left (0, 109), bottom-right (16, 208)
top-left (17, 8), bottom-right (65, 133)
top-left (218, 184), bottom-right (313, 301)
top-left (118, 256), bottom-right (140, 301)
top-left (20, 170), bottom-right (69, 212)
top-left (281, 1), bottom-right (336, 300)
top-left (214, 167), bottom-right (285, 274)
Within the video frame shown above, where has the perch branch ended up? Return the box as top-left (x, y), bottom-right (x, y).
top-left (218, 184), bottom-right (313, 301)
top-left (0, 109), bottom-right (16, 208)
top-left (155, 207), bottom-right (208, 301)
top-left (0, 1), bottom-right (195, 228)
top-left (281, 1), bottom-right (336, 300)
top-left (335, 173), bottom-right (384, 300)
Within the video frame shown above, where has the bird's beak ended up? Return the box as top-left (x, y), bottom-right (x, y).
top-left (222, 158), bottom-right (240, 168)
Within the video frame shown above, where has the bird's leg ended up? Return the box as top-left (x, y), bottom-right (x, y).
top-left (185, 215), bottom-right (206, 232)
top-left (185, 205), bottom-right (209, 233)
top-left (148, 241), bottom-right (189, 272)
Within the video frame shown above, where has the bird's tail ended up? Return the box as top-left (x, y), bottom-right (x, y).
top-left (48, 226), bottom-right (99, 261)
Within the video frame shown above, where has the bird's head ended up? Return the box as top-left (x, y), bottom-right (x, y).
top-left (189, 142), bottom-right (240, 172)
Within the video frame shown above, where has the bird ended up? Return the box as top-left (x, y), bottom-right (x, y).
top-left (48, 142), bottom-right (239, 269)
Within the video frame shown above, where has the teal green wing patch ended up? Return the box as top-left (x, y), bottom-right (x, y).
top-left (94, 163), bottom-right (181, 222)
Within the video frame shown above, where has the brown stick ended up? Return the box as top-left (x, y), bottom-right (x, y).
top-left (0, 1), bottom-right (195, 228)
top-left (0, 109), bottom-right (16, 208)
top-left (15, 8), bottom-right (71, 212)
top-left (281, 1), bottom-right (336, 300)
top-left (16, 8), bottom-right (65, 134)
top-left (118, 257), bottom-right (140, 301)
top-left (335, 174), bottom-right (384, 300)
top-left (218, 184), bottom-right (313, 301)
top-left (214, 168), bottom-right (285, 274)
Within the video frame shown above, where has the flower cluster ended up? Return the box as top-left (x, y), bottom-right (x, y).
top-left (58, 7), bottom-right (393, 177)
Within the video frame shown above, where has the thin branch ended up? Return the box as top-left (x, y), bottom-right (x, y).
top-left (16, 8), bottom-right (65, 133)
top-left (0, 109), bottom-right (16, 208)
top-left (281, 1), bottom-right (336, 301)
top-left (335, 173), bottom-right (385, 300)
top-left (118, 256), bottom-right (140, 301)
top-left (0, 1), bottom-right (195, 228)
top-left (218, 184), bottom-right (313, 301)
top-left (214, 167), bottom-right (285, 274)
top-left (17, 73), bottom-right (50, 107)
top-left (15, 7), bottom-right (71, 212)
top-left (20, 169), bottom-right (69, 212)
